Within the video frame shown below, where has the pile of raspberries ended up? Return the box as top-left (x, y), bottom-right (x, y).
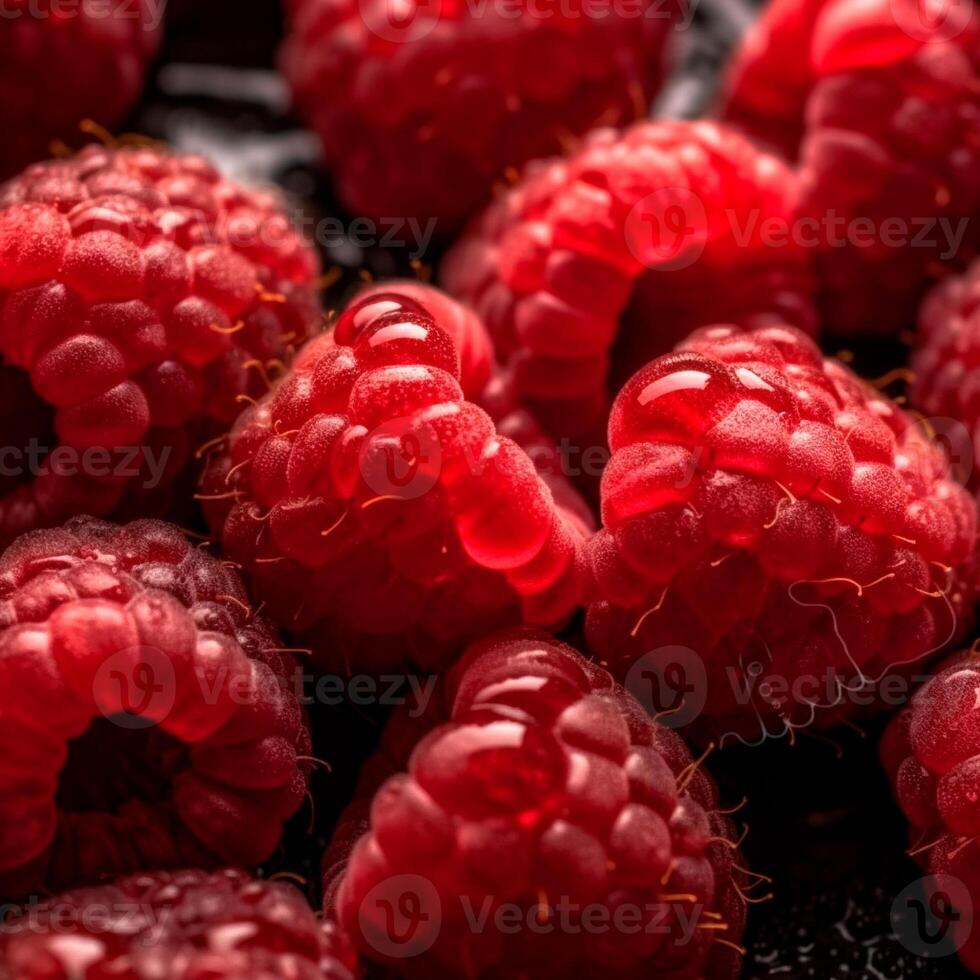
top-left (0, 0), bottom-right (979, 977)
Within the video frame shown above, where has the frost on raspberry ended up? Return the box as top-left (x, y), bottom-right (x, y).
top-left (323, 629), bottom-right (750, 979)
top-left (0, 868), bottom-right (357, 980)
top-left (0, 517), bottom-right (311, 897)
top-left (720, 0), bottom-right (980, 336)
top-left (281, 0), bottom-right (680, 235)
top-left (0, 145), bottom-right (320, 546)
top-left (586, 324), bottom-right (977, 742)
top-left (443, 120), bottom-right (816, 448)
top-left (882, 651), bottom-right (980, 973)
top-left (201, 289), bottom-right (589, 676)
top-left (911, 257), bottom-right (980, 489)
top-left (0, 1), bottom-right (163, 178)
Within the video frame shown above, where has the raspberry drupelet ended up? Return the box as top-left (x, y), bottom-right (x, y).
top-left (0, 868), bottom-right (357, 979)
top-left (0, 145), bottom-right (320, 545)
top-left (0, 517), bottom-right (311, 897)
top-left (911, 257), bottom-right (980, 489)
top-left (324, 629), bottom-right (749, 979)
top-left (882, 651), bottom-right (980, 973)
top-left (586, 324), bottom-right (977, 742)
top-left (281, 0), bottom-right (679, 236)
top-left (0, 1), bottom-right (163, 178)
top-left (720, 0), bottom-right (980, 336)
top-left (442, 120), bottom-right (816, 449)
top-left (201, 289), bottom-right (589, 676)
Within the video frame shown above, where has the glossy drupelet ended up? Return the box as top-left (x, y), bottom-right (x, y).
top-left (281, 0), bottom-right (679, 235)
top-left (443, 120), bottom-right (816, 447)
top-left (324, 629), bottom-right (748, 979)
top-left (0, 517), bottom-right (310, 896)
top-left (586, 324), bottom-right (977, 741)
top-left (0, 1), bottom-right (163, 178)
top-left (882, 651), bottom-right (980, 973)
top-left (201, 290), bottom-right (589, 675)
top-left (0, 868), bottom-right (357, 979)
top-left (0, 145), bottom-right (320, 546)
top-left (911, 258), bottom-right (980, 489)
top-left (721, 0), bottom-right (980, 336)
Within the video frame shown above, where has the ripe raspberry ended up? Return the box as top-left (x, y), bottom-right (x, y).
top-left (586, 324), bottom-right (977, 740)
top-left (442, 120), bottom-right (816, 447)
top-left (324, 629), bottom-right (748, 979)
top-left (0, 145), bottom-right (320, 546)
top-left (881, 651), bottom-right (980, 973)
top-left (911, 257), bottom-right (980, 488)
top-left (721, 0), bottom-right (980, 336)
top-left (201, 288), bottom-right (589, 675)
top-left (0, 868), bottom-right (356, 979)
top-left (0, 516), bottom-right (311, 896)
top-left (0, 1), bottom-right (162, 178)
top-left (280, 0), bottom-right (679, 234)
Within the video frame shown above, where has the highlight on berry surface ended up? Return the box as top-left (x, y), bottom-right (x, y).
top-left (0, 517), bottom-right (312, 896)
top-left (201, 284), bottom-right (590, 677)
top-left (586, 323), bottom-right (978, 744)
top-left (323, 628), bottom-right (751, 978)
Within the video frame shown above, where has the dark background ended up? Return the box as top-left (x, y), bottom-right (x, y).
top-left (124, 2), bottom-right (969, 976)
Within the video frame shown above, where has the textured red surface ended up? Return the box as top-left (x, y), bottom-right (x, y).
top-left (586, 324), bottom-right (977, 740)
top-left (0, 146), bottom-right (320, 546)
top-left (325, 629), bottom-right (747, 979)
top-left (0, 517), bottom-right (310, 895)
top-left (443, 120), bottom-right (816, 447)
top-left (721, 0), bottom-right (980, 336)
top-left (202, 287), bottom-right (589, 675)
top-left (0, 868), bottom-right (357, 979)
top-left (281, 0), bottom-right (679, 234)
top-left (0, 0), bottom-right (163, 177)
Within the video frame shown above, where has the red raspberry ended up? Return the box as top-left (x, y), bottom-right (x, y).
top-left (201, 287), bottom-right (589, 675)
top-left (586, 324), bottom-right (977, 740)
top-left (0, 517), bottom-right (311, 896)
top-left (280, 0), bottom-right (680, 235)
top-left (0, 1), bottom-right (162, 178)
top-left (324, 629), bottom-right (748, 979)
top-left (721, 0), bottom-right (980, 336)
top-left (0, 145), bottom-right (320, 546)
top-left (911, 257), bottom-right (980, 488)
top-left (442, 120), bottom-right (816, 447)
top-left (881, 651), bottom-right (980, 973)
top-left (0, 868), bottom-right (357, 979)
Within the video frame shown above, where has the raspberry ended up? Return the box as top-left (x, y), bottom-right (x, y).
top-left (0, 516), bottom-right (311, 896)
top-left (0, 1), bottom-right (162, 178)
top-left (881, 651), bottom-right (980, 973)
top-left (721, 0), bottom-right (980, 336)
top-left (0, 868), bottom-right (357, 979)
top-left (0, 145), bottom-right (320, 546)
top-left (585, 324), bottom-right (977, 740)
top-left (442, 120), bottom-right (816, 447)
top-left (201, 288), bottom-right (588, 675)
top-left (280, 0), bottom-right (679, 234)
top-left (911, 257), bottom-right (980, 488)
top-left (324, 629), bottom-right (748, 979)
